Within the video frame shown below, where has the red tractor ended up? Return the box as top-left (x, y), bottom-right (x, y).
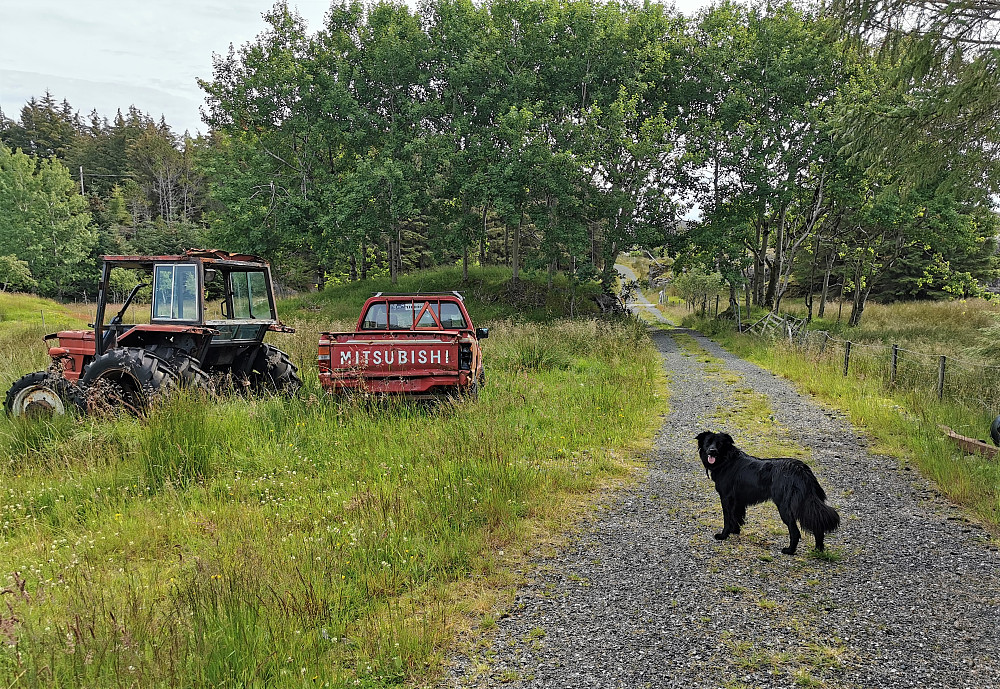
top-left (5, 250), bottom-right (301, 416)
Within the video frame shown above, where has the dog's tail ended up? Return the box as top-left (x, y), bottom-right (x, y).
top-left (800, 496), bottom-right (840, 535)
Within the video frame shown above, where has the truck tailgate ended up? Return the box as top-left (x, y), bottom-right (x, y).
top-left (320, 331), bottom-right (461, 375)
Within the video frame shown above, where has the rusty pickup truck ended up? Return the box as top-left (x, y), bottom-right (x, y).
top-left (317, 292), bottom-right (488, 398)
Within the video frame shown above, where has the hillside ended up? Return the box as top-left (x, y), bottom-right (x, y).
top-left (279, 266), bottom-right (605, 324)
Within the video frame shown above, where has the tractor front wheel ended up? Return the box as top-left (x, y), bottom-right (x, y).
top-left (5, 371), bottom-right (84, 417)
top-left (81, 348), bottom-right (178, 415)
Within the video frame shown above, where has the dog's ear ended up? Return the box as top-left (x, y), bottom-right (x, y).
top-left (695, 431), bottom-right (711, 449)
top-left (719, 433), bottom-right (734, 449)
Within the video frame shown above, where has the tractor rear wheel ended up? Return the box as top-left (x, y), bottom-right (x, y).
top-left (145, 346), bottom-right (214, 393)
top-left (81, 348), bottom-right (179, 415)
top-left (5, 371), bottom-right (85, 417)
top-left (246, 344), bottom-right (302, 396)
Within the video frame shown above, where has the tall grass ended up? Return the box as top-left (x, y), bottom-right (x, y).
top-left (0, 313), bottom-right (664, 688)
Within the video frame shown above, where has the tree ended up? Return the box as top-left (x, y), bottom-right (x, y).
top-left (0, 143), bottom-right (97, 297)
top-left (685, 3), bottom-right (844, 310)
top-left (0, 255), bottom-right (36, 292)
top-left (832, 0), bottom-right (1000, 191)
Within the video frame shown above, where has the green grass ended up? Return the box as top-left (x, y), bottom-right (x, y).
top-left (0, 280), bottom-right (666, 688)
top-left (683, 299), bottom-right (1000, 535)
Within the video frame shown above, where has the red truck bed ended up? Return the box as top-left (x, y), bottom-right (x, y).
top-left (317, 293), bottom-right (486, 397)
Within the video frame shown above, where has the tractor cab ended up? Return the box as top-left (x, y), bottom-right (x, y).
top-left (96, 250), bottom-right (287, 364)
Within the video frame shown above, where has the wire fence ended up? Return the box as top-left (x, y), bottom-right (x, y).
top-left (788, 329), bottom-right (1000, 420)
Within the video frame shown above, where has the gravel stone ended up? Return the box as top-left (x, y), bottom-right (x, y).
top-left (445, 328), bottom-right (1000, 689)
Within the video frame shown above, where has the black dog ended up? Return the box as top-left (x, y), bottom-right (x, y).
top-left (696, 431), bottom-right (840, 555)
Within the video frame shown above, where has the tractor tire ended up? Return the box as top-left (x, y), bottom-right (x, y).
top-left (170, 353), bottom-right (214, 393)
top-left (145, 347), bottom-right (214, 393)
top-left (5, 371), bottom-right (85, 417)
top-left (80, 348), bottom-right (179, 415)
top-left (991, 415), bottom-right (1000, 446)
top-left (246, 344), bottom-right (302, 396)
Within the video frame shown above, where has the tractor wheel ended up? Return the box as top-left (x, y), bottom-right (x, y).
top-left (246, 344), bottom-right (302, 396)
top-left (991, 415), bottom-right (1000, 446)
top-left (80, 348), bottom-right (178, 415)
top-left (5, 371), bottom-right (85, 417)
top-left (169, 353), bottom-right (214, 393)
top-left (145, 347), bottom-right (214, 393)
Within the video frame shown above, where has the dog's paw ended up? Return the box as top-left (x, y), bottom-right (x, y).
top-left (781, 546), bottom-right (797, 555)
top-left (714, 532), bottom-right (728, 541)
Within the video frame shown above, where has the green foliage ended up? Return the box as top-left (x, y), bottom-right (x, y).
top-left (672, 266), bottom-right (726, 311)
top-left (2, 0), bottom-right (996, 311)
top-left (0, 255), bottom-right (36, 292)
top-left (0, 143), bottom-right (97, 298)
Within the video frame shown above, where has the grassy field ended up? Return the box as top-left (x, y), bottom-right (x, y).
top-left (0, 272), bottom-right (665, 688)
top-left (682, 298), bottom-right (1000, 536)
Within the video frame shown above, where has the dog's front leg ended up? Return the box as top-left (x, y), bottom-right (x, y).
top-left (715, 497), bottom-right (736, 540)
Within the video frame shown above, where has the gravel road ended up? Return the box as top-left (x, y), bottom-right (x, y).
top-left (446, 327), bottom-right (1000, 689)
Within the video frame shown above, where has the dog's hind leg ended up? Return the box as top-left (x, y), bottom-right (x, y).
top-left (777, 505), bottom-right (801, 555)
top-left (814, 532), bottom-right (825, 551)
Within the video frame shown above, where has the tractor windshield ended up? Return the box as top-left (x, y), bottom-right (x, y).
top-left (152, 264), bottom-right (199, 321)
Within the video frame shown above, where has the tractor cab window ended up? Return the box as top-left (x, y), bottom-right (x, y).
top-left (152, 264), bottom-right (199, 321)
top-left (229, 271), bottom-right (271, 320)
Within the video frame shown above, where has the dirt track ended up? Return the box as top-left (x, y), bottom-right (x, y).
top-left (446, 327), bottom-right (1000, 689)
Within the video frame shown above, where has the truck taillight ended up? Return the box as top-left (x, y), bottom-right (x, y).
top-left (458, 343), bottom-right (473, 370)
top-left (318, 338), bottom-right (331, 372)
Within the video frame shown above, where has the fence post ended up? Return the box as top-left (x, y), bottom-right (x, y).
top-left (819, 333), bottom-right (828, 356)
top-left (938, 355), bottom-right (946, 400)
top-left (843, 341), bottom-right (852, 376)
top-left (890, 344), bottom-right (898, 386)
top-left (715, 295), bottom-right (719, 317)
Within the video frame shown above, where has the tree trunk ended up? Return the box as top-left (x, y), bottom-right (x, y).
top-left (836, 274), bottom-right (847, 326)
top-left (360, 241), bottom-right (368, 280)
top-left (396, 226), bottom-right (403, 281)
top-left (480, 205), bottom-right (488, 265)
top-left (729, 283), bottom-right (742, 331)
top-left (512, 209), bottom-right (523, 283)
top-left (818, 248), bottom-right (835, 318)
top-left (764, 207), bottom-right (787, 309)
top-left (805, 235), bottom-right (821, 321)
top-left (463, 244), bottom-right (469, 281)
top-left (389, 237), bottom-right (397, 285)
top-left (753, 219), bottom-right (771, 306)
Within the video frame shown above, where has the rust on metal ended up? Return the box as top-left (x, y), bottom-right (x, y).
top-left (939, 425), bottom-right (1000, 459)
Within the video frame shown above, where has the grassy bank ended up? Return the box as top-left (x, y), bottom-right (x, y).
top-left (282, 266), bottom-right (604, 324)
top-left (682, 300), bottom-right (1000, 535)
top-left (0, 281), bottom-right (665, 687)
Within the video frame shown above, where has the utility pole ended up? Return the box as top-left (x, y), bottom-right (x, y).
top-left (79, 166), bottom-right (85, 195)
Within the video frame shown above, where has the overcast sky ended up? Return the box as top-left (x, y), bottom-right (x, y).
top-left (1, 0), bottom-right (711, 137)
